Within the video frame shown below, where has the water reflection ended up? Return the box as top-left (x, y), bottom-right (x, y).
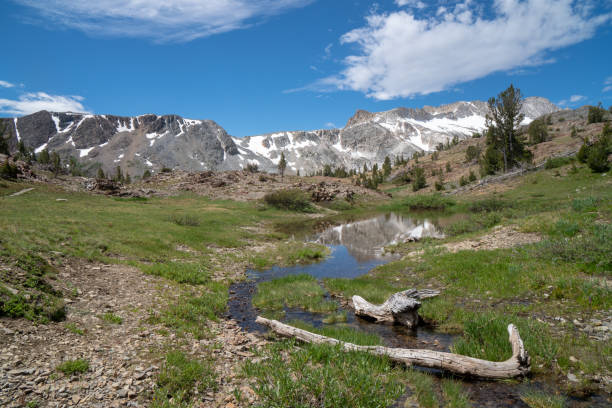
top-left (312, 212), bottom-right (444, 262)
top-left (250, 213), bottom-right (444, 281)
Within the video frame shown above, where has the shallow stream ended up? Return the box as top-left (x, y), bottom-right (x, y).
top-left (228, 212), bottom-right (605, 407)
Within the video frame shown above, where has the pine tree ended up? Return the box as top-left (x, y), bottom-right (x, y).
top-left (142, 169), bottom-right (151, 180)
top-left (278, 152), bottom-right (287, 179)
top-left (38, 148), bottom-right (50, 164)
top-left (115, 166), bottom-right (123, 182)
top-left (97, 167), bottom-right (105, 179)
top-left (125, 173), bottom-right (131, 184)
top-left (383, 156), bottom-right (392, 177)
top-left (51, 152), bottom-right (61, 177)
top-left (483, 84), bottom-right (532, 173)
top-left (0, 123), bottom-right (8, 156)
top-left (412, 166), bottom-right (426, 192)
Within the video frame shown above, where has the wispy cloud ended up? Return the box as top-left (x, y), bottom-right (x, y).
top-left (0, 80), bottom-right (15, 88)
top-left (320, 0), bottom-right (611, 100)
top-left (558, 94), bottom-right (587, 107)
top-left (604, 76), bottom-right (612, 93)
top-left (0, 92), bottom-right (89, 115)
top-left (14, 0), bottom-right (314, 42)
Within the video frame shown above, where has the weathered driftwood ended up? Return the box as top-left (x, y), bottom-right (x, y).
top-left (352, 289), bottom-right (440, 328)
top-left (255, 316), bottom-right (530, 379)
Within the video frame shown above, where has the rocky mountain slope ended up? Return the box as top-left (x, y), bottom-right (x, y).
top-left (0, 97), bottom-right (559, 176)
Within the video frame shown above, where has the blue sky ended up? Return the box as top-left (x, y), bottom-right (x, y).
top-left (1, 0), bottom-right (611, 136)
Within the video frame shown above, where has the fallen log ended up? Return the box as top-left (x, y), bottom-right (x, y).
top-left (352, 289), bottom-right (440, 328)
top-left (255, 316), bottom-right (530, 379)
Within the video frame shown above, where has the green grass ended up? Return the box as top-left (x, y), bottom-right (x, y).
top-left (253, 274), bottom-right (337, 318)
top-left (99, 312), bottom-right (123, 324)
top-left (520, 389), bottom-right (566, 408)
top-left (250, 242), bottom-right (330, 270)
top-left (170, 214), bottom-right (200, 227)
top-left (441, 379), bottom-right (471, 408)
top-left (141, 262), bottom-right (210, 285)
top-left (149, 281), bottom-right (228, 339)
top-left (405, 370), bottom-right (438, 408)
top-left (242, 336), bottom-right (405, 408)
top-left (287, 320), bottom-right (381, 346)
top-left (65, 322), bottom-right (84, 335)
top-left (383, 193), bottom-right (456, 211)
top-left (324, 275), bottom-right (401, 305)
top-left (152, 350), bottom-right (216, 408)
top-left (56, 358), bottom-right (89, 375)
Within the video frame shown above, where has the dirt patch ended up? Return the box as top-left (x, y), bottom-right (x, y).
top-left (139, 170), bottom-right (388, 202)
top-left (443, 225), bottom-right (541, 252)
top-left (0, 260), bottom-right (267, 407)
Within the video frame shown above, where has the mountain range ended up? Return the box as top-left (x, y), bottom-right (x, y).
top-left (0, 97), bottom-right (559, 176)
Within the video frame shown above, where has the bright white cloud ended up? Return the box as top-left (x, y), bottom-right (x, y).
top-left (0, 80), bottom-right (15, 88)
top-left (326, 0), bottom-right (611, 100)
top-left (15, 0), bottom-right (313, 42)
top-left (0, 92), bottom-right (89, 115)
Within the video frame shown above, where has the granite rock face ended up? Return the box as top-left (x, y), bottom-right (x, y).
top-left (0, 97), bottom-right (559, 176)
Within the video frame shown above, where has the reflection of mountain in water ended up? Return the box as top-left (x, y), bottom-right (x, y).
top-left (313, 213), bottom-right (443, 262)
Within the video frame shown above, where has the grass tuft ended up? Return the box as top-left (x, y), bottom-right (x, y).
top-left (153, 351), bottom-right (216, 407)
top-left (142, 262), bottom-right (209, 285)
top-left (56, 359), bottom-right (89, 375)
top-left (254, 274), bottom-right (337, 316)
top-left (99, 312), bottom-right (123, 324)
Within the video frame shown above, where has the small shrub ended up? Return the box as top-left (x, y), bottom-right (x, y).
top-left (57, 359), bottom-right (89, 375)
top-left (528, 118), bottom-right (549, 144)
top-left (434, 180), bottom-right (444, 191)
top-left (468, 170), bottom-right (477, 182)
top-left (544, 156), bottom-right (573, 169)
top-left (0, 159), bottom-right (18, 179)
top-left (465, 145), bottom-right (481, 162)
top-left (161, 166), bottom-right (172, 173)
top-left (586, 140), bottom-right (610, 173)
top-left (171, 214), bottom-right (200, 227)
top-left (142, 169), bottom-right (151, 179)
top-left (587, 103), bottom-right (606, 124)
top-left (245, 163), bottom-right (259, 173)
top-left (264, 189), bottom-right (313, 212)
top-left (459, 175), bottom-right (468, 186)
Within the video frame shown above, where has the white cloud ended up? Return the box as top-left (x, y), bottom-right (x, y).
top-left (15, 0), bottom-right (313, 42)
top-left (324, 122), bottom-right (336, 128)
top-left (0, 80), bottom-right (15, 88)
top-left (395, 0), bottom-right (426, 8)
top-left (0, 92), bottom-right (89, 115)
top-left (325, 0), bottom-right (611, 100)
top-left (570, 95), bottom-right (586, 103)
top-left (604, 76), bottom-right (612, 92)
top-left (558, 94), bottom-right (587, 107)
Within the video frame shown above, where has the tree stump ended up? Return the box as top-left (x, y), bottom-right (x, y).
top-left (352, 289), bottom-right (440, 328)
